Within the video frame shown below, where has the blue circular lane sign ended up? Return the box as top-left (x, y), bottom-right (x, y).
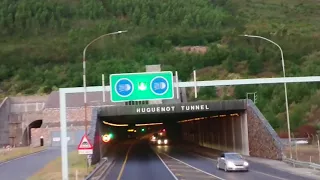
top-left (150, 76), bottom-right (169, 95)
top-left (115, 78), bottom-right (134, 97)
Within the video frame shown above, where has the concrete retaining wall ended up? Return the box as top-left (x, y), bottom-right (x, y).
top-left (0, 97), bottom-right (10, 146)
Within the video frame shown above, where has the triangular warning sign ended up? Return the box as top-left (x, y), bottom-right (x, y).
top-left (78, 135), bottom-right (93, 150)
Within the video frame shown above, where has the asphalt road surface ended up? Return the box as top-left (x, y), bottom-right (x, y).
top-left (105, 140), bottom-right (317, 180)
top-left (0, 146), bottom-right (75, 180)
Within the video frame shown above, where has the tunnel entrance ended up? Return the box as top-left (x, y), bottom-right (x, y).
top-left (22, 120), bottom-right (43, 146)
top-left (98, 100), bottom-right (249, 155)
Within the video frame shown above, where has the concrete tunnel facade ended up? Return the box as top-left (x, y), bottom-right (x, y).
top-left (87, 99), bottom-right (283, 164)
top-left (181, 113), bottom-right (249, 156)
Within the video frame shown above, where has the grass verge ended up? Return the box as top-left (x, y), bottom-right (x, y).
top-left (0, 146), bottom-right (46, 163)
top-left (27, 151), bottom-right (96, 180)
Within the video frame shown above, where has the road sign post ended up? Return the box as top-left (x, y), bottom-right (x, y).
top-left (78, 135), bottom-right (93, 155)
top-left (110, 71), bottom-right (174, 102)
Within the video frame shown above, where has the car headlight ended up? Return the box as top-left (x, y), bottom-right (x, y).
top-left (226, 161), bottom-right (235, 167)
top-left (164, 139), bottom-right (168, 144)
top-left (157, 140), bottom-right (161, 144)
top-left (244, 161), bottom-right (249, 166)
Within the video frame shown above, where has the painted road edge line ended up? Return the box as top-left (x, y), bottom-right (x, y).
top-left (151, 146), bottom-right (178, 180)
top-left (161, 152), bottom-right (225, 180)
top-left (187, 152), bottom-right (289, 180)
top-left (0, 149), bottom-right (48, 166)
top-left (116, 144), bottom-right (133, 180)
top-left (100, 159), bottom-right (116, 179)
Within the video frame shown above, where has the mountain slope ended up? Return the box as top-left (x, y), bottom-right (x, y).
top-left (0, 0), bottom-right (320, 133)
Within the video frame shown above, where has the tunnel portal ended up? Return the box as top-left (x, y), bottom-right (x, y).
top-left (94, 99), bottom-right (283, 161)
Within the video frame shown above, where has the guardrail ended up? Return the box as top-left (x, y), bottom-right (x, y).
top-left (85, 157), bottom-right (115, 180)
top-left (283, 157), bottom-right (320, 171)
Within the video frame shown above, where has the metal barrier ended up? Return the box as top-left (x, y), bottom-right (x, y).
top-left (283, 157), bottom-right (320, 170)
top-left (85, 157), bottom-right (115, 180)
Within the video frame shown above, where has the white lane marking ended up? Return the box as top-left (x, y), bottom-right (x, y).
top-left (187, 152), bottom-right (289, 180)
top-left (0, 149), bottom-right (48, 166)
top-left (151, 147), bottom-right (178, 180)
top-left (161, 152), bottom-right (225, 180)
top-left (252, 171), bottom-right (289, 180)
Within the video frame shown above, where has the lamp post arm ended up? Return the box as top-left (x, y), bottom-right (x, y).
top-left (82, 30), bottom-right (128, 68)
top-left (81, 30), bottom-right (127, 134)
top-left (240, 35), bottom-right (286, 77)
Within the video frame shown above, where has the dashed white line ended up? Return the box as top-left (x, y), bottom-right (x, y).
top-left (161, 152), bottom-right (225, 180)
top-left (187, 152), bottom-right (289, 180)
top-left (152, 147), bottom-right (179, 180)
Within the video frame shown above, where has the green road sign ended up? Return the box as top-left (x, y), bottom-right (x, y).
top-left (110, 71), bottom-right (174, 102)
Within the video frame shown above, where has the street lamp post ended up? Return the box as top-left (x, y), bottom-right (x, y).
top-left (240, 34), bottom-right (292, 159)
top-left (82, 30), bottom-right (127, 135)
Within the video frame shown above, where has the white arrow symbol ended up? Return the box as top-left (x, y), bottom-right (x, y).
top-left (138, 82), bottom-right (147, 91)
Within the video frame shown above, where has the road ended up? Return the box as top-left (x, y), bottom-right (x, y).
top-left (0, 146), bottom-right (74, 180)
top-left (105, 139), bottom-right (317, 180)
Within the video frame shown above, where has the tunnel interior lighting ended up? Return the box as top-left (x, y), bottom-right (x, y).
top-left (177, 113), bottom-right (240, 123)
top-left (103, 121), bottom-right (128, 127)
top-left (210, 115), bottom-right (219, 118)
top-left (135, 123), bottom-right (163, 126)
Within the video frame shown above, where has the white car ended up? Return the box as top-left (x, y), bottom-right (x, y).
top-left (217, 152), bottom-right (249, 172)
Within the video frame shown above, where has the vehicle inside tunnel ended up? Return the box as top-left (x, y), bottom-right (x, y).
top-left (90, 99), bottom-right (283, 168)
top-left (84, 99), bottom-right (293, 180)
top-left (96, 100), bottom-right (249, 156)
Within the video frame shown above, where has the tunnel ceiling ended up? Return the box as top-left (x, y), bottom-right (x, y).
top-left (99, 100), bottom-right (246, 124)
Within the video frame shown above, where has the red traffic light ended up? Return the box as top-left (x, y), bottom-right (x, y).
top-left (162, 129), bottom-right (166, 132)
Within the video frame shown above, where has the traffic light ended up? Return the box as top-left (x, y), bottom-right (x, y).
top-left (141, 128), bottom-right (145, 132)
top-left (254, 92), bottom-right (257, 104)
top-left (162, 129), bottom-right (166, 132)
top-left (109, 133), bottom-right (114, 138)
top-left (102, 133), bottom-right (113, 143)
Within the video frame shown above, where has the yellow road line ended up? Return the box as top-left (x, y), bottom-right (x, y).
top-left (117, 144), bottom-right (133, 180)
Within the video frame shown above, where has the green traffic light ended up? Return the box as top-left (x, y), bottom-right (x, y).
top-left (109, 133), bottom-right (113, 138)
top-left (141, 128), bottom-right (145, 132)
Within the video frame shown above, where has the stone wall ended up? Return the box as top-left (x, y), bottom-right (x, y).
top-left (31, 126), bottom-right (87, 147)
top-left (29, 107), bottom-right (94, 146)
top-left (9, 95), bottom-right (48, 103)
top-left (0, 97), bottom-right (10, 146)
top-left (246, 100), bottom-right (283, 160)
top-left (43, 107), bottom-right (93, 124)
